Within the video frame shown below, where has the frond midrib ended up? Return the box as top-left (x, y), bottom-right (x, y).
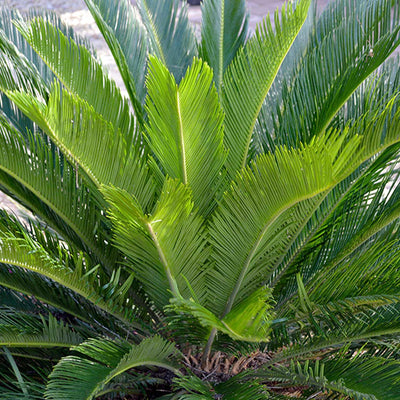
top-left (0, 256), bottom-right (142, 330)
top-left (0, 165), bottom-right (107, 264)
top-left (221, 186), bottom-right (332, 317)
top-left (140, 0), bottom-right (166, 65)
top-left (176, 90), bottom-right (187, 185)
top-left (309, 204), bottom-right (400, 296)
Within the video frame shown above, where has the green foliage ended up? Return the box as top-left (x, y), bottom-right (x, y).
top-left (0, 0), bottom-right (399, 398)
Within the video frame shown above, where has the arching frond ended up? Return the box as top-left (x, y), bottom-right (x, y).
top-left (102, 180), bottom-right (208, 308)
top-left (136, 0), bottom-right (197, 83)
top-left (145, 57), bottom-right (227, 215)
top-left (14, 17), bottom-right (138, 149)
top-left (0, 29), bottom-right (47, 99)
top-left (278, 145), bottom-right (400, 306)
top-left (7, 85), bottom-right (156, 210)
top-left (0, 119), bottom-right (114, 264)
top-left (199, 0), bottom-right (249, 91)
top-left (0, 214), bottom-right (146, 329)
top-left (45, 336), bottom-right (181, 400)
top-left (0, 265), bottom-right (111, 330)
top-left (170, 286), bottom-right (274, 342)
top-left (223, 0), bottom-right (310, 176)
top-left (83, 0), bottom-right (148, 118)
top-left (271, 145), bottom-right (400, 297)
top-left (0, 312), bottom-right (83, 348)
top-left (259, 354), bottom-right (400, 400)
top-left (208, 101), bottom-right (400, 321)
top-left (270, 0), bottom-right (400, 148)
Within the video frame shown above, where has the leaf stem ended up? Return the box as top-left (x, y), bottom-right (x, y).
top-left (3, 347), bottom-right (31, 398)
top-left (146, 222), bottom-right (180, 297)
top-left (201, 328), bottom-right (217, 368)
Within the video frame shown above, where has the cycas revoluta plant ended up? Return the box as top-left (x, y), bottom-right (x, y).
top-left (0, 0), bottom-right (399, 398)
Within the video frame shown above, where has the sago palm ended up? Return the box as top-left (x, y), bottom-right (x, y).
top-left (0, 0), bottom-right (399, 398)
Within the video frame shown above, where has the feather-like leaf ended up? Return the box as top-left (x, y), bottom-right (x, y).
top-left (145, 57), bottom-right (226, 215)
top-left (102, 180), bottom-right (208, 308)
top-left (223, 0), bottom-right (310, 176)
top-left (200, 0), bottom-right (248, 91)
top-left (45, 336), bottom-right (181, 400)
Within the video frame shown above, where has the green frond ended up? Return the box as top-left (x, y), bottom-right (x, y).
top-left (7, 84), bottom-right (156, 210)
top-left (261, 353), bottom-right (400, 400)
top-left (174, 374), bottom-right (270, 400)
top-left (252, 2), bottom-right (317, 155)
top-left (0, 312), bottom-right (83, 348)
top-left (330, 54), bottom-right (400, 133)
top-left (270, 0), bottom-right (400, 148)
top-left (222, 0), bottom-right (310, 176)
top-left (308, 237), bottom-right (400, 306)
top-left (0, 219), bottom-right (144, 328)
top-left (278, 143), bottom-right (400, 306)
top-left (145, 57), bottom-right (227, 215)
top-left (0, 29), bottom-right (47, 99)
top-left (207, 131), bottom-right (358, 317)
top-left (269, 301), bottom-right (400, 363)
top-left (0, 119), bottom-right (115, 264)
top-left (0, 264), bottom-right (111, 330)
top-left (83, 0), bottom-right (147, 122)
top-left (215, 377), bottom-right (269, 400)
top-left (209, 98), bottom-right (400, 319)
top-left (102, 179), bottom-right (208, 308)
top-left (0, 349), bottom-right (46, 399)
top-left (173, 375), bottom-right (213, 399)
top-left (15, 17), bottom-right (139, 149)
top-left (0, 7), bottom-right (95, 83)
top-left (95, 372), bottom-right (164, 399)
top-left (136, 0), bottom-right (197, 83)
top-left (45, 336), bottom-right (181, 400)
top-left (170, 287), bottom-right (274, 342)
top-left (273, 142), bottom-right (400, 303)
top-left (199, 0), bottom-right (249, 91)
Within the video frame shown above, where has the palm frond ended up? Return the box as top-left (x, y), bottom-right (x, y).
top-left (83, 0), bottom-right (147, 121)
top-left (6, 84), bottom-right (156, 210)
top-left (271, 144), bottom-right (400, 297)
top-left (102, 179), bottom-right (208, 308)
top-left (45, 336), bottom-right (181, 400)
top-left (270, 0), bottom-right (400, 148)
top-left (330, 54), bottom-right (400, 133)
top-left (136, 0), bottom-right (197, 83)
top-left (252, 1), bottom-right (317, 155)
top-left (0, 311), bottom-right (83, 348)
top-left (278, 145), bottom-right (400, 306)
top-left (260, 353), bottom-right (400, 400)
top-left (199, 0), bottom-right (249, 91)
top-left (0, 349), bottom-right (46, 400)
top-left (208, 132), bottom-right (356, 317)
top-left (208, 99), bottom-right (400, 320)
top-left (0, 29), bottom-right (47, 99)
top-left (270, 302), bottom-right (400, 365)
top-left (0, 265), bottom-right (111, 331)
top-left (0, 214), bottom-right (145, 329)
top-left (0, 7), bottom-right (95, 84)
top-left (145, 57), bottom-right (227, 215)
top-left (223, 0), bottom-right (310, 176)
top-left (0, 119), bottom-right (115, 264)
top-left (170, 285), bottom-right (275, 342)
top-left (307, 236), bottom-right (400, 307)
top-left (15, 17), bottom-right (139, 149)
